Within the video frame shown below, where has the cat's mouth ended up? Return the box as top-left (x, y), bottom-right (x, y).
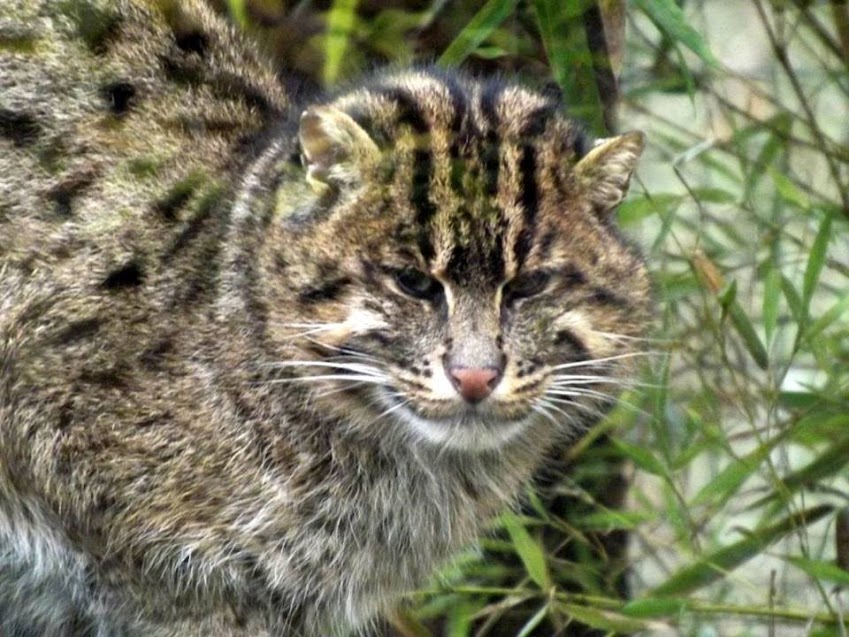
top-left (378, 390), bottom-right (533, 451)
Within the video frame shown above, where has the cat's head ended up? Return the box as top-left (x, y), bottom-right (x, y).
top-left (259, 69), bottom-right (651, 451)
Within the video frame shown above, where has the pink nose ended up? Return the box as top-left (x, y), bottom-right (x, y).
top-left (448, 366), bottom-right (501, 403)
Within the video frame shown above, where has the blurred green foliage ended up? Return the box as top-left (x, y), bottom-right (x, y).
top-left (222, 0), bottom-right (849, 634)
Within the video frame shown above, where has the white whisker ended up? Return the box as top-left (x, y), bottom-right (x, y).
top-left (550, 351), bottom-right (658, 371)
top-left (264, 360), bottom-right (386, 377)
top-left (588, 330), bottom-right (670, 345)
top-left (265, 375), bottom-right (389, 386)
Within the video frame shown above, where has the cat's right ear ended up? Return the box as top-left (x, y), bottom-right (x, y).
top-left (299, 106), bottom-right (380, 191)
top-left (574, 130), bottom-right (645, 216)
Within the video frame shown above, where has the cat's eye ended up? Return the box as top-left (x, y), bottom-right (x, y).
top-left (504, 270), bottom-right (551, 302)
top-left (393, 268), bottom-right (443, 301)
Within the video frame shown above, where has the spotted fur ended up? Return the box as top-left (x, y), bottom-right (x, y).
top-left (0, 1), bottom-right (651, 635)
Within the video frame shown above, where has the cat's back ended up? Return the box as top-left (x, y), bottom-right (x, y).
top-left (0, 0), bottom-right (287, 283)
top-left (0, 0), bottom-right (289, 406)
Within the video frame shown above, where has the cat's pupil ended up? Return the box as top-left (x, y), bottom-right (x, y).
top-left (394, 268), bottom-right (443, 301)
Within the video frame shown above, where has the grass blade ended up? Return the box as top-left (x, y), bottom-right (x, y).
top-left (501, 512), bottom-right (551, 589)
top-left (802, 213), bottom-right (833, 311)
top-left (323, 0), bottom-right (359, 86)
top-left (438, 0), bottom-right (519, 66)
top-left (632, 0), bottom-right (718, 68)
top-left (652, 504), bottom-right (834, 596)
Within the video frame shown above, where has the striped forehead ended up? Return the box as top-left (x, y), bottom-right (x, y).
top-left (329, 70), bottom-right (586, 284)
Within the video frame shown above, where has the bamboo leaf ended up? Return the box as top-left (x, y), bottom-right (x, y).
top-left (613, 439), bottom-right (668, 477)
top-left (438, 0), bottom-right (519, 66)
top-left (751, 435), bottom-right (849, 509)
top-left (771, 167), bottom-right (811, 210)
top-left (621, 597), bottom-right (688, 618)
top-left (785, 556), bottom-right (849, 586)
top-left (533, 0), bottom-right (605, 133)
top-left (763, 265), bottom-right (780, 345)
top-left (802, 213), bottom-right (833, 311)
top-left (726, 299), bottom-right (769, 370)
top-left (226, 0), bottom-right (248, 27)
top-left (501, 512), bottom-right (551, 589)
top-left (323, 0), bottom-right (359, 85)
top-left (653, 504), bottom-right (833, 596)
top-left (557, 603), bottom-right (653, 632)
top-left (802, 291), bottom-right (849, 344)
top-left (633, 0), bottom-right (718, 67)
top-left (690, 443), bottom-right (771, 507)
top-left (516, 604), bottom-right (549, 637)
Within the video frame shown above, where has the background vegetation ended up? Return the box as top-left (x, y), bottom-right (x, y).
top-left (223, 0), bottom-right (849, 634)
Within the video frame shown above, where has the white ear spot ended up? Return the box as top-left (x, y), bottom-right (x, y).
top-left (575, 130), bottom-right (645, 215)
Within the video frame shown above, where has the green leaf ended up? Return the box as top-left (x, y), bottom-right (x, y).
top-left (612, 439), bottom-right (668, 477)
top-left (726, 299), bottom-right (769, 370)
top-left (438, 0), bottom-right (519, 66)
top-left (802, 213), bottom-right (833, 311)
top-left (741, 113), bottom-right (792, 197)
top-left (516, 604), bottom-right (549, 637)
top-left (501, 512), bottom-right (551, 589)
top-left (691, 187), bottom-right (738, 204)
top-left (690, 443), bottom-right (771, 507)
top-left (621, 597), bottom-right (688, 618)
top-left (533, 0), bottom-right (605, 133)
top-left (751, 435), bottom-right (849, 508)
top-left (763, 265), bottom-right (780, 345)
top-left (576, 509), bottom-right (648, 532)
top-left (802, 291), bottom-right (849, 344)
top-left (617, 193), bottom-right (683, 226)
top-left (770, 168), bottom-right (811, 211)
top-left (633, 0), bottom-right (718, 68)
top-left (785, 556), bottom-right (849, 586)
top-left (652, 504), bottom-right (833, 596)
top-left (781, 275), bottom-right (805, 325)
top-left (557, 603), bottom-right (652, 632)
top-left (323, 0), bottom-right (359, 85)
top-left (446, 599), bottom-right (476, 637)
top-left (226, 0), bottom-right (248, 28)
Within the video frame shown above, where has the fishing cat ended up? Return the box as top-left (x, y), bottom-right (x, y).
top-left (0, 0), bottom-right (650, 634)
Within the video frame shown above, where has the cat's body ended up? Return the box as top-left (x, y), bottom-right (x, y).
top-left (0, 1), bottom-right (650, 635)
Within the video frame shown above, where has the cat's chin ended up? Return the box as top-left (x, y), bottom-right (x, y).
top-left (379, 393), bottom-right (531, 451)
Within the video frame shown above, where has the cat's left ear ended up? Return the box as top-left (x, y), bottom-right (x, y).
top-left (575, 131), bottom-right (645, 216)
top-left (299, 106), bottom-right (380, 190)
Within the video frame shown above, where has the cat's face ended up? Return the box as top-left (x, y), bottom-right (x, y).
top-left (261, 71), bottom-right (651, 451)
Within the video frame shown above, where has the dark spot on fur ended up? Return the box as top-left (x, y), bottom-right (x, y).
top-left (79, 368), bottom-right (127, 389)
top-left (0, 109), bottom-right (41, 147)
top-left (140, 339), bottom-right (173, 370)
top-left (102, 262), bottom-right (144, 289)
top-left (538, 230), bottom-right (557, 258)
top-left (153, 178), bottom-right (199, 222)
top-left (161, 54), bottom-right (204, 84)
top-left (297, 277), bottom-right (351, 304)
top-left (553, 329), bottom-right (589, 362)
top-left (366, 331), bottom-right (392, 346)
top-left (57, 401), bottom-right (73, 431)
top-left (53, 318), bottom-right (102, 346)
top-left (62, 2), bottom-right (121, 55)
top-left (557, 263), bottom-right (587, 287)
top-left (134, 412), bottom-right (171, 428)
top-left (47, 169), bottom-right (98, 217)
top-left (588, 286), bottom-right (630, 308)
top-left (101, 81), bottom-right (136, 115)
top-left (175, 29), bottom-right (209, 56)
